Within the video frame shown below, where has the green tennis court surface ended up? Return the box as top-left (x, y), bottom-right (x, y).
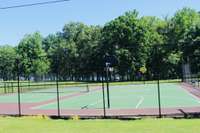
top-left (28, 83), bottom-right (200, 110)
top-left (0, 85), bottom-right (89, 103)
top-left (1, 83), bottom-right (200, 110)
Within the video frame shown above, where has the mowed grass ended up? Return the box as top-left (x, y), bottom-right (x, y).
top-left (1, 117), bottom-right (200, 133)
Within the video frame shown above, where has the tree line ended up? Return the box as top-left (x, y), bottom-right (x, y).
top-left (0, 8), bottom-right (200, 81)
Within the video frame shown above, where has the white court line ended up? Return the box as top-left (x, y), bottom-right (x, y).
top-left (180, 84), bottom-right (200, 103)
top-left (135, 96), bottom-right (144, 109)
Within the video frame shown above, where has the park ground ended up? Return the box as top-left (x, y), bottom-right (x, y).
top-left (1, 117), bottom-right (200, 133)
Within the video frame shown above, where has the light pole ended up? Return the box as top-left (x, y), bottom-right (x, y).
top-left (104, 54), bottom-right (117, 109)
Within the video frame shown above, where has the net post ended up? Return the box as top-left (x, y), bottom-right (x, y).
top-left (198, 75), bottom-right (200, 88)
top-left (6, 82), bottom-right (8, 93)
top-left (86, 83), bottom-right (89, 92)
top-left (7, 82), bottom-right (9, 93)
top-left (4, 82), bottom-right (6, 94)
top-left (143, 75), bottom-right (146, 84)
top-left (11, 82), bottom-right (14, 93)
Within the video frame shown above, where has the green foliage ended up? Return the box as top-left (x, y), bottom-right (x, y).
top-left (182, 25), bottom-right (200, 73)
top-left (0, 45), bottom-right (17, 80)
top-left (17, 32), bottom-right (49, 80)
top-left (1, 7), bottom-right (200, 81)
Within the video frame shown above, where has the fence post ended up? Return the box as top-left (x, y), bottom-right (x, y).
top-left (16, 59), bottom-right (21, 116)
top-left (102, 71), bottom-right (106, 118)
top-left (156, 45), bottom-right (162, 118)
top-left (56, 56), bottom-right (60, 117)
top-left (56, 74), bottom-right (60, 117)
top-left (157, 74), bottom-right (162, 118)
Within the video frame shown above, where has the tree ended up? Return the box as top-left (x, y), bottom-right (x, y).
top-left (160, 8), bottom-right (200, 78)
top-left (60, 22), bottom-right (102, 81)
top-left (101, 10), bottom-right (164, 80)
top-left (164, 8), bottom-right (200, 53)
top-left (1, 7), bottom-right (199, 82)
top-left (182, 25), bottom-right (200, 74)
top-left (0, 45), bottom-right (17, 80)
top-left (17, 32), bottom-right (49, 80)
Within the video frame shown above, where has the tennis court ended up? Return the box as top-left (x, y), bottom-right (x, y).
top-left (1, 82), bottom-right (200, 117)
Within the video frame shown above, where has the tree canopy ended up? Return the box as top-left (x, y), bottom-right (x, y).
top-left (1, 7), bottom-right (200, 81)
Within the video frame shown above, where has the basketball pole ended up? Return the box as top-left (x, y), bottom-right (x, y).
top-left (106, 64), bottom-right (110, 109)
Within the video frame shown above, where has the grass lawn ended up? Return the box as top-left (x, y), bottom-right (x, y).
top-left (0, 117), bottom-right (200, 133)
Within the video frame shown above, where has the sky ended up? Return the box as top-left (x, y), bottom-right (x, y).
top-left (0, 0), bottom-right (200, 46)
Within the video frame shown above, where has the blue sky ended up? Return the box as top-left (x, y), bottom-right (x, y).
top-left (0, 0), bottom-right (200, 45)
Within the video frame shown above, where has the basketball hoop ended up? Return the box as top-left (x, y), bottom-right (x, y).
top-left (109, 67), bottom-right (114, 72)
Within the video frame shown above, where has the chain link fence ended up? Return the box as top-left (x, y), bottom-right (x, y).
top-left (0, 45), bottom-right (200, 118)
